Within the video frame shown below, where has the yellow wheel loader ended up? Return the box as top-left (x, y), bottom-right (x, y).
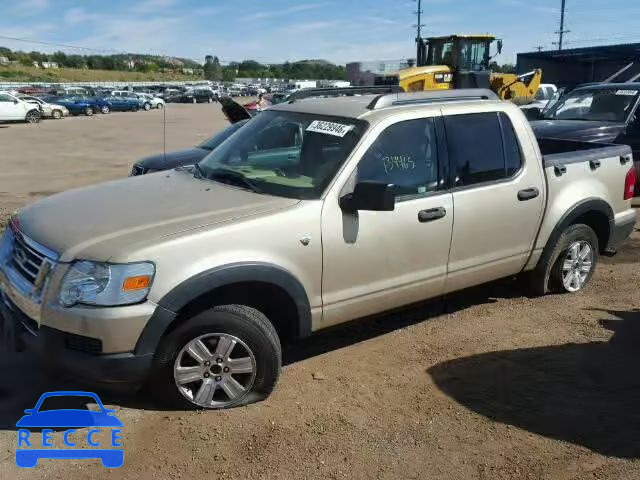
top-left (375, 34), bottom-right (542, 103)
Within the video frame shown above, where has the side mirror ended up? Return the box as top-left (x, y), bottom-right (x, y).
top-left (14, 99), bottom-right (19, 104)
top-left (497, 39), bottom-right (503, 55)
top-left (339, 181), bottom-right (395, 212)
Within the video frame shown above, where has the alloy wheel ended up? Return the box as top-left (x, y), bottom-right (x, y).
top-left (173, 333), bottom-right (256, 408)
top-left (561, 241), bottom-right (593, 292)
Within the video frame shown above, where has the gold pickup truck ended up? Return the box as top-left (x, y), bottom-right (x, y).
top-left (0, 89), bottom-right (636, 409)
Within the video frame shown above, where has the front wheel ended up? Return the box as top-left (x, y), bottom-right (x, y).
top-left (101, 105), bottom-right (110, 114)
top-left (192, 97), bottom-right (197, 104)
top-left (52, 109), bottom-right (62, 119)
top-left (152, 305), bottom-right (281, 409)
top-left (527, 224), bottom-right (599, 295)
top-left (157, 103), bottom-right (164, 110)
top-left (25, 110), bottom-right (41, 124)
top-left (143, 102), bottom-right (151, 111)
top-left (84, 106), bottom-right (93, 116)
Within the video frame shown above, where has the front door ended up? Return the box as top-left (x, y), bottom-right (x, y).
top-left (321, 115), bottom-right (453, 327)
top-left (0, 94), bottom-right (23, 120)
top-left (441, 107), bottom-right (545, 293)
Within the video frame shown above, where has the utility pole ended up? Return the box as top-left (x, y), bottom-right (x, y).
top-left (534, 45), bottom-right (544, 52)
top-left (412, 0), bottom-right (424, 44)
top-left (554, 0), bottom-right (570, 50)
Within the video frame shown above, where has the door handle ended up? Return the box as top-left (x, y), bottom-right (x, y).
top-left (418, 207), bottom-right (446, 223)
top-left (517, 187), bottom-right (540, 201)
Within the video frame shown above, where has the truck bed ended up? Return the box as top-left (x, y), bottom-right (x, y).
top-left (539, 137), bottom-right (632, 167)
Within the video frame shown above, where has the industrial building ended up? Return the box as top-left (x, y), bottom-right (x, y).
top-left (517, 43), bottom-right (640, 87)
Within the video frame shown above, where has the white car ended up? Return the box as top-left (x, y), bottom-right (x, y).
top-left (18, 95), bottom-right (69, 119)
top-left (136, 93), bottom-right (165, 110)
top-left (0, 91), bottom-right (42, 123)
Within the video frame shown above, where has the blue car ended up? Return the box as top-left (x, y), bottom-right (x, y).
top-left (102, 96), bottom-right (140, 112)
top-left (45, 96), bottom-right (96, 116)
top-left (16, 391), bottom-right (124, 468)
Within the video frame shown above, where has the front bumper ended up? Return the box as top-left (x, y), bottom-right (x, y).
top-left (0, 291), bottom-right (153, 384)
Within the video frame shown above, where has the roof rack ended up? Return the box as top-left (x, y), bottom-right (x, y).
top-left (366, 89), bottom-right (499, 110)
top-left (287, 85), bottom-right (403, 103)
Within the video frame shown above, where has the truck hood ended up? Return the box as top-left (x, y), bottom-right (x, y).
top-left (530, 120), bottom-right (625, 143)
top-left (135, 147), bottom-right (209, 171)
top-left (17, 170), bottom-right (298, 262)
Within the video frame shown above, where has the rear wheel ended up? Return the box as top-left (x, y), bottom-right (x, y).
top-left (192, 97), bottom-right (197, 104)
top-left (527, 224), bottom-right (599, 295)
top-left (143, 102), bottom-right (151, 111)
top-left (52, 109), bottom-right (62, 119)
top-left (25, 110), bottom-right (40, 124)
top-left (101, 105), bottom-right (110, 114)
top-left (84, 106), bottom-right (93, 116)
top-left (157, 103), bottom-right (164, 110)
top-left (152, 305), bottom-right (281, 409)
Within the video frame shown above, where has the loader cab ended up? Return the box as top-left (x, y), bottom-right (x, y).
top-left (375, 34), bottom-right (500, 92)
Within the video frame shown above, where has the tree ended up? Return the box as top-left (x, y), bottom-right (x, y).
top-left (204, 55), bottom-right (222, 81)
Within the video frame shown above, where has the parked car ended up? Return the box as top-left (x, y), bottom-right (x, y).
top-left (530, 83), bottom-right (640, 194)
top-left (99, 96), bottom-right (140, 113)
top-left (0, 91), bottom-right (42, 123)
top-left (165, 89), bottom-right (217, 104)
top-left (520, 83), bottom-right (557, 119)
top-left (1, 89), bottom-right (635, 411)
top-left (44, 96), bottom-right (99, 116)
top-left (136, 93), bottom-right (165, 110)
top-left (110, 91), bottom-right (150, 110)
top-left (18, 95), bottom-right (69, 119)
top-left (130, 120), bottom-right (249, 175)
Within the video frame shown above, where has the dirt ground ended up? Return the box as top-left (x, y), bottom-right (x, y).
top-left (0, 104), bottom-right (639, 480)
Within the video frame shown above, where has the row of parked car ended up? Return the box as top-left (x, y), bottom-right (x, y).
top-left (0, 89), bottom-right (167, 123)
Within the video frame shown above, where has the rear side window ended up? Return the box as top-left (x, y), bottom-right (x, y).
top-left (444, 112), bottom-right (522, 187)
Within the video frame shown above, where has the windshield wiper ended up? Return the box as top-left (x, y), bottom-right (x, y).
top-left (192, 163), bottom-right (207, 179)
top-left (207, 168), bottom-right (262, 193)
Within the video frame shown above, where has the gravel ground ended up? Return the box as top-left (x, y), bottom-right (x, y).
top-left (0, 104), bottom-right (638, 480)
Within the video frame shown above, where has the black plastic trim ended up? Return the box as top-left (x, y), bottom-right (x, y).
top-left (537, 198), bottom-right (614, 265)
top-left (135, 262), bottom-right (312, 355)
top-left (607, 216), bottom-right (636, 251)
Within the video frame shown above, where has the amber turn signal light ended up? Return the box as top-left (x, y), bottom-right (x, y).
top-left (122, 275), bottom-right (152, 291)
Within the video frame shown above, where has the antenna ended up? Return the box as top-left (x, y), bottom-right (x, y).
top-left (534, 45), bottom-right (545, 52)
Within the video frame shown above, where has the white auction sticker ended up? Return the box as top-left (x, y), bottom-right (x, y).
top-left (615, 89), bottom-right (637, 96)
top-left (306, 120), bottom-right (354, 137)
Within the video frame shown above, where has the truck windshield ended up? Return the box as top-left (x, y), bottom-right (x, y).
top-left (457, 40), bottom-right (490, 71)
top-left (198, 110), bottom-right (367, 199)
top-left (543, 87), bottom-right (640, 122)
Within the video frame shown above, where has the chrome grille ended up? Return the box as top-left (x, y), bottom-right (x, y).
top-left (11, 234), bottom-right (45, 284)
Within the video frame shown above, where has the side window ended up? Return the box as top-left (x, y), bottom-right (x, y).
top-left (356, 118), bottom-right (439, 198)
top-left (498, 112), bottom-right (523, 176)
top-left (445, 112), bottom-right (520, 187)
top-left (0, 94), bottom-right (13, 102)
top-left (407, 80), bottom-right (424, 92)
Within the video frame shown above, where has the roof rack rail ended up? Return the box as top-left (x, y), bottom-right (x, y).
top-left (287, 85), bottom-right (403, 103)
top-left (366, 88), bottom-right (499, 110)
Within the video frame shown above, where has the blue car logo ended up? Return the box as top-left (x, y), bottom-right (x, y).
top-left (16, 391), bottom-right (123, 468)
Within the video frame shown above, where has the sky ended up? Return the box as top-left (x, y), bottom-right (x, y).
top-left (1, 0), bottom-right (640, 65)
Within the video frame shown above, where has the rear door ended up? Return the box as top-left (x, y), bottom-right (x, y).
top-left (441, 107), bottom-right (545, 293)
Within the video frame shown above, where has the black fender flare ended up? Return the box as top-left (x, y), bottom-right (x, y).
top-left (537, 197), bottom-right (613, 269)
top-left (135, 262), bottom-right (312, 355)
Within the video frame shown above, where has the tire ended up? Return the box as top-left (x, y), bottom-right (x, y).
top-left (527, 224), bottom-right (599, 296)
top-left (25, 110), bottom-right (40, 124)
top-left (207, 96), bottom-right (212, 103)
top-left (151, 305), bottom-right (281, 410)
top-left (144, 102), bottom-right (151, 111)
top-left (84, 106), bottom-right (93, 116)
top-left (52, 109), bottom-right (62, 120)
top-left (132, 105), bottom-right (139, 112)
top-left (157, 103), bottom-right (164, 110)
top-left (192, 97), bottom-right (197, 104)
top-left (101, 105), bottom-right (110, 114)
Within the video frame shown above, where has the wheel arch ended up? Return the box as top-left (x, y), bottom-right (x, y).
top-left (538, 197), bottom-right (613, 266)
top-left (135, 262), bottom-right (312, 356)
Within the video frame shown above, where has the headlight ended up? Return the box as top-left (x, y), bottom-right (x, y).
top-left (59, 261), bottom-right (155, 307)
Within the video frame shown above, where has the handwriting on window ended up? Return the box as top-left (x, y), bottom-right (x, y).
top-left (383, 155), bottom-right (415, 174)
